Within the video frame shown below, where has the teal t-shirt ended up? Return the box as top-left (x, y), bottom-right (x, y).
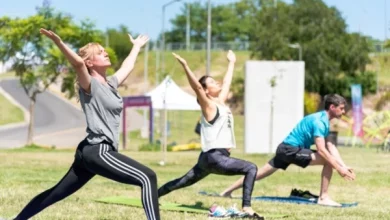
top-left (283, 111), bottom-right (329, 149)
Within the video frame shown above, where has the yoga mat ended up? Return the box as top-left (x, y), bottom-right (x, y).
top-left (96, 196), bottom-right (208, 214)
top-left (95, 196), bottom-right (288, 218)
top-left (198, 191), bottom-right (358, 208)
top-left (252, 196), bottom-right (358, 208)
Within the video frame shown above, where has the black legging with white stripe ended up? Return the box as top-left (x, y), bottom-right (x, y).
top-left (14, 139), bottom-right (160, 220)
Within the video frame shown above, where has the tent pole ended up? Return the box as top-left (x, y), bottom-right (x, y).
top-left (164, 107), bottom-right (168, 164)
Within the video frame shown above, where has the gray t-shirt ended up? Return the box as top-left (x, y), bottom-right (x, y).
top-left (79, 76), bottom-right (123, 150)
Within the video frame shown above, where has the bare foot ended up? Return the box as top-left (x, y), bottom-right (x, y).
top-left (317, 197), bottom-right (342, 207)
top-left (219, 191), bottom-right (232, 198)
top-left (242, 207), bottom-right (255, 215)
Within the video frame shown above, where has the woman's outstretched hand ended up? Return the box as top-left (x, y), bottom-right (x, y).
top-left (129, 34), bottom-right (149, 48)
top-left (172, 53), bottom-right (187, 66)
top-left (40, 28), bottom-right (62, 44)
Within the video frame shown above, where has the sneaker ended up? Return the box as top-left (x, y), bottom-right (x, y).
top-left (290, 188), bottom-right (318, 199)
top-left (209, 204), bottom-right (229, 218)
top-left (226, 204), bottom-right (247, 217)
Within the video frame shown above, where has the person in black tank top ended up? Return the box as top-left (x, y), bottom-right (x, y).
top-left (157, 51), bottom-right (263, 219)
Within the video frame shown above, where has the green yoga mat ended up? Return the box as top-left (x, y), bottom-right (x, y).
top-left (95, 196), bottom-right (288, 218)
top-left (96, 196), bottom-right (208, 214)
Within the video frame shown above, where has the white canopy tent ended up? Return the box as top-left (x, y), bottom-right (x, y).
top-left (145, 76), bottom-right (200, 165)
top-left (145, 75), bottom-right (200, 111)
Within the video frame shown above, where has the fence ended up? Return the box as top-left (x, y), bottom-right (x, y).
top-left (152, 41), bottom-right (388, 53)
top-left (151, 41), bottom-right (252, 51)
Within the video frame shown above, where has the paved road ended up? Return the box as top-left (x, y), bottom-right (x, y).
top-left (0, 79), bottom-right (145, 149)
top-left (0, 79), bottom-right (86, 148)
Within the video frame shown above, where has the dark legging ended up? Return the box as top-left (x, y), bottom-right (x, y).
top-left (158, 149), bottom-right (257, 207)
top-left (15, 140), bottom-right (160, 220)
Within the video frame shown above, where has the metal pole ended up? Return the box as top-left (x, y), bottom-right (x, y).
top-left (161, 0), bottom-right (181, 77)
top-left (156, 42), bottom-right (160, 87)
top-left (385, 0), bottom-right (387, 41)
top-left (144, 43), bottom-right (149, 91)
top-left (105, 32), bottom-right (109, 47)
top-left (162, 6), bottom-right (166, 75)
top-left (206, 0), bottom-right (211, 75)
top-left (143, 43), bottom-right (149, 131)
top-left (163, 105), bottom-right (168, 164)
top-left (122, 106), bottom-right (126, 149)
top-left (186, 2), bottom-right (190, 51)
top-left (269, 90), bottom-right (274, 154)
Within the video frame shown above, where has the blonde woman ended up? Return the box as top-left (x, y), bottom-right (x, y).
top-left (13, 28), bottom-right (160, 220)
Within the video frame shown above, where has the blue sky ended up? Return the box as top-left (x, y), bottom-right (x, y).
top-left (0, 0), bottom-right (388, 41)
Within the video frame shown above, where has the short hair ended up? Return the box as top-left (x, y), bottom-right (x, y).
top-left (324, 94), bottom-right (346, 110)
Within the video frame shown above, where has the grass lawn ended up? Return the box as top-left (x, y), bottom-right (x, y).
top-left (2, 52), bottom-right (390, 219)
top-left (370, 53), bottom-right (390, 87)
top-left (0, 146), bottom-right (389, 219)
top-left (0, 72), bottom-right (16, 80)
top-left (118, 50), bottom-right (250, 96)
top-left (122, 110), bottom-right (245, 154)
top-left (0, 92), bottom-right (24, 126)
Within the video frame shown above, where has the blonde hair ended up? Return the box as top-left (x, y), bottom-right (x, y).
top-left (74, 43), bottom-right (101, 100)
top-left (78, 42), bottom-right (101, 62)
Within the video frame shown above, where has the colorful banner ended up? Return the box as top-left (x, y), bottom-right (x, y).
top-left (351, 84), bottom-right (364, 137)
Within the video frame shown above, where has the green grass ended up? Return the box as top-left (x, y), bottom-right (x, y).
top-left (119, 50), bottom-right (250, 96)
top-left (126, 50), bottom-right (390, 95)
top-left (0, 71), bottom-right (16, 80)
top-left (0, 92), bottom-right (24, 125)
top-left (368, 54), bottom-right (390, 86)
top-left (122, 110), bottom-right (245, 153)
top-left (0, 147), bottom-right (390, 219)
top-left (122, 50), bottom-right (390, 97)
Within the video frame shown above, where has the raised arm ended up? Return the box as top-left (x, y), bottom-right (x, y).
top-left (218, 50), bottom-right (236, 103)
top-left (114, 34), bottom-right (149, 85)
top-left (40, 28), bottom-right (91, 92)
top-left (172, 53), bottom-right (215, 118)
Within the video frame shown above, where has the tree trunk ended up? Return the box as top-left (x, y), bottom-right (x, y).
top-left (27, 96), bottom-right (36, 145)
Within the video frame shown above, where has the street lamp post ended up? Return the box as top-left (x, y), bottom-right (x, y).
top-left (288, 43), bottom-right (302, 60)
top-left (160, 0), bottom-right (191, 81)
top-left (385, 0), bottom-right (387, 40)
top-left (160, 0), bottom-right (182, 166)
top-left (162, 0), bottom-right (181, 75)
top-left (186, 2), bottom-right (190, 51)
top-left (206, 0), bottom-right (211, 75)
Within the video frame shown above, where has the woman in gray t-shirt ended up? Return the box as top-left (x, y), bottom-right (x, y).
top-left (13, 29), bottom-right (160, 220)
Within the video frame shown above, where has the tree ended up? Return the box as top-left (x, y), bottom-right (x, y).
top-left (0, 2), bottom-right (76, 144)
top-left (0, 1), bottom-right (112, 144)
top-left (104, 25), bottom-right (135, 69)
top-left (163, 0), bottom-right (376, 101)
top-left (249, 1), bottom-right (295, 60)
top-left (368, 36), bottom-right (383, 52)
top-left (164, 0), bottom-right (256, 43)
top-left (249, 0), bottom-right (375, 98)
